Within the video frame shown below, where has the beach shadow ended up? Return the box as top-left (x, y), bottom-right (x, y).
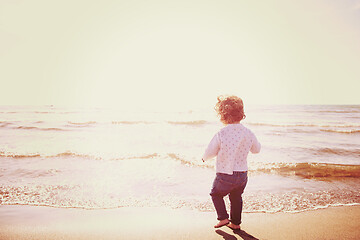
top-left (232, 228), bottom-right (259, 240)
top-left (215, 228), bottom-right (259, 240)
top-left (215, 230), bottom-right (237, 240)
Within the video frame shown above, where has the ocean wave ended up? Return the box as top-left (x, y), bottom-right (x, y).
top-left (4, 168), bottom-right (61, 178)
top-left (112, 121), bottom-right (153, 125)
top-left (255, 162), bottom-right (360, 179)
top-left (247, 122), bottom-right (360, 128)
top-left (318, 109), bottom-right (360, 114)
top-left (0, 121), bottom-right (14, 128)
top-left (167, 120), bottom-right (208, 126)
top-left (247, 122), bottom-right (360, 135)
top-left (166, 153), bottom-right (360, 179)
top-left (53, 152), bottom-right (100, 159)
top-left (0, 153), bottom-right (41, 158)
top-left (112, 153), bottom-right (159, 160)
top-left (2, 150), bottom-right (359, 180)
top-left (320, 129), bottom-right (360, 134)
top-left (0, 151), bottom-right (97, 160)
top-left (15, 126), bottom-right (66, 131)
top-left (308, 147), bottom-right (360, 157)
top-left (68, 121), bottom-right (97, 125)
top-left (0, 151), bottom-right (160, 161)
top-left (67, 121), bottom-right (97, 127)
top-left (3, 111), bottom-right (18, 114)
top-left (243, 190), bottom-right (360, 213)
top-left (34, 111), bottom-right (54, 114)
top-left (247, 122), bottom-right (316, 127)
top-left (1, 185), bottom-right (359, 213)
top-left (55, 152), bottom-right (159, 161)
top-left (167, 153), bottom-right (214, 169)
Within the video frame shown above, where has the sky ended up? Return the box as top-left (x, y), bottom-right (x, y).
top-left (1, 0), bottom-right (360, 110)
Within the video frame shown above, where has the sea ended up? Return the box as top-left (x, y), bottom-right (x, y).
top-left (0, 105), bottom-right (359, 213)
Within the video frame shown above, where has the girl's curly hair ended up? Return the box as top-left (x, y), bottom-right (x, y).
top-left (215, 95), bottom-right (246, 124)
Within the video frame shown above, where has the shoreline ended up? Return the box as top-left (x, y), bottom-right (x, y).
top-left (0, 205), bottom-right (359, 240)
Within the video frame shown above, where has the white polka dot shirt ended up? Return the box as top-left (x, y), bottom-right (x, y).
top-left (202, 123), bottom-right (261, 174)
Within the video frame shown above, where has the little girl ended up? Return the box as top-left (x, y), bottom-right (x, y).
top-left (202, 95), bottom-right (261, 230)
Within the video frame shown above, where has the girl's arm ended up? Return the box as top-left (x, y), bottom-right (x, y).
top-left (202, 133), bottom-right (220, 161)
top-left (250, 134), bottom-right (261, 154)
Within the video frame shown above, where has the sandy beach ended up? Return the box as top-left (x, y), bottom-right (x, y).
top-left (0, 205), bottom-right (359, 240)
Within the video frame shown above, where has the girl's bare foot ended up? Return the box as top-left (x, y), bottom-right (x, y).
top-left (214, 219), bottom-right (230, 228)
top-left (227, 222), bottom-right (240, 230)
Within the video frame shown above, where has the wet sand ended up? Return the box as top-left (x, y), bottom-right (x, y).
top-left (0, 205), bottom-right (359, 240)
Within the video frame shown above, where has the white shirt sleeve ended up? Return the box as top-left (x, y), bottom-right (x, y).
top-left (250, 134), bottom-right (261, 153)
top-left (202, 133), bottom-right (220, 161)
